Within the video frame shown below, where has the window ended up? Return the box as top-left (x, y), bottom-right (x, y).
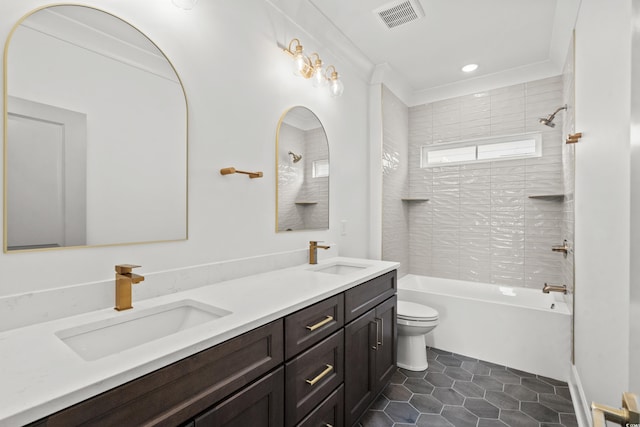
top-left (312, 159), bottom-right (329, 178)
top-left (421, 133), bottom-right (542, 168)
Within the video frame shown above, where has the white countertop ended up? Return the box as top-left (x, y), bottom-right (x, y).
top-left (0, 257), bottom-right (399, 427)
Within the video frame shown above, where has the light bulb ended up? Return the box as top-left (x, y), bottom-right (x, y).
top-left (312, 62), bottom-right (327, 88)
top-left (172, 0), bottom-right (197, 9)
top-left (329, 74), bottom-right (344, 97)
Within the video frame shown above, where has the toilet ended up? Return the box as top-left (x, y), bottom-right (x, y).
top-left (396, 300), bottom-right (439, 371)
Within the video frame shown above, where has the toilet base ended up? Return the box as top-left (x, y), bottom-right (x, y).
top-left (397, 334), bottom-right (428, 371)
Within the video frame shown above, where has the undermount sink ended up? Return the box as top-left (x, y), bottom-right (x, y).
top-left (311, 262), bottom-right (368, 275)
top-left (56, 300), bottom-right (231, 361)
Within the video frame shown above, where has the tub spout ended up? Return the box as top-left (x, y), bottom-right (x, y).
top-left (542, 283), bottom-right (567, 294)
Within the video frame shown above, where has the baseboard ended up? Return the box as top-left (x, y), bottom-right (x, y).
top-left (569, 363), bottom-right (591, 427)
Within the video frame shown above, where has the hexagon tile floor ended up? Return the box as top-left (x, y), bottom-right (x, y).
top-left (357, 347), bottom-right (577, 427)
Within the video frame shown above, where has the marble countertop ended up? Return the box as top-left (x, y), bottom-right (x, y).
top-left (0, 257), bottom-right (399, 426)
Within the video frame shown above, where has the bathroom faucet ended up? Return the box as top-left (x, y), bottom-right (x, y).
top-left (115, 264), bottom-right (145, 311)
top-left (309, 241), bottom-right (330, 264)
top-left (542, 283), bottom-right (567, 294)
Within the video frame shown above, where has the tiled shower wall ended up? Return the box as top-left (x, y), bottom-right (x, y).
top-left (383, 76), bottom-right (570, 289)
top-left (382, 86), bottom-right (410, 277)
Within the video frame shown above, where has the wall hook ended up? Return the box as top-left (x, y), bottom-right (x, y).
top-left (220, 167), bottom-right (263, 179)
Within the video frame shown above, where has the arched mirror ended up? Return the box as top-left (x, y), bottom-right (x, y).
top-left (276, 107), bottom-right (329, 232)
top-left (4, 5), bottom-right (187, 252)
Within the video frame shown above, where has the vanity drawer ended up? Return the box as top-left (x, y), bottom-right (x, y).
top-left (43, 319), bottom-right (283, 427)
top-left (285, 330), bottom-right (344, 427)
top-left (285, 294), bottom-right (344, 359)
top-left (345, 270), bottom-right (396, 323)
top-left (297, 384), bottom-right (344, 427)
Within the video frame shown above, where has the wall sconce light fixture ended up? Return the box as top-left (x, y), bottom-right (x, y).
top-left (283, 38), bottom-right (344, 97)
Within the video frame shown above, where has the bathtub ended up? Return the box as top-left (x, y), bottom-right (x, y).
top-left (398, 274), bottom-right (572, 381)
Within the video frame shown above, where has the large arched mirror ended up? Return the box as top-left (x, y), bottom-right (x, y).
top-left (3, 5), bottom-right (187, 252)
top-left (276, 107), bottom-right (329, 232)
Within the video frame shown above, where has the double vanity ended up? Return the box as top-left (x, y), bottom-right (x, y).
top-left (0, 257), bottom-right (399, 426)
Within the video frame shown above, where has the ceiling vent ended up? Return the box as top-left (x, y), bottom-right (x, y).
top-left (374, 0), bottom-right (425, 29)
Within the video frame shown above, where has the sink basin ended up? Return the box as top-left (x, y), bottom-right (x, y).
top-left (311, 262), bottom-right (368, 275)
top-left (56, 300), bottom-right (231, 361)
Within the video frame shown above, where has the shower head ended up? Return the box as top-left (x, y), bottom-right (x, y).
top-left (539, 105), bottom-right (568, 128)
top-left (288, 151), bottom-right (302, 163)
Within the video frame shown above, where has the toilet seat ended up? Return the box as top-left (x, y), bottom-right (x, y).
top-left (397, 301), bottom-right (439, 321)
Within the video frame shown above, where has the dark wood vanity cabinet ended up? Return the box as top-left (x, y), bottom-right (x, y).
top-left (344, 272), bottom-right (397, 427)
top-left (194, 367), bottom-right (284, 427)
top-left (28, 269), bottom-right (397, 427)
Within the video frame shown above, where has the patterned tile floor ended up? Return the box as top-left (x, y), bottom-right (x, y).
top-left (357, 347), bottom-right (577, 427)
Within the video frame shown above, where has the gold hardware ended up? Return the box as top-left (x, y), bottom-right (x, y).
top-left (566, 132), bottom-right (583, 144)
top-left (306, 315), bottom-right (334, 331)
top-left (114, 264), bottom-right (144, 311)
top-left (552, 240), bottom-right (569, 257)
top-left (305, 364), bottom-right (333, 386)
top-left (592, 392), bottom-right (639, 427)
top-left (220, 167), bottom-right (263, 179)
top-left (542, 283), bottom-right (567, 294)
top-left (309, 241), bottom-right (330, 264)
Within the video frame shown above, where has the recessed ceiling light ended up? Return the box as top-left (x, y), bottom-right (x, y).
top-left (462, 63), bottom-right (478, 73)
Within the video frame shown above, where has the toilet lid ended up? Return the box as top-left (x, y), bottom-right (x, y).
top-left (398, 301), bottom-right (439, 321)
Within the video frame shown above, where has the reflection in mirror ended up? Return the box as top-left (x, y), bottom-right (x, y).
top-left (276, 107), bottom-right (329, 232)
top-left (4, 5), bottom-right (187, 252)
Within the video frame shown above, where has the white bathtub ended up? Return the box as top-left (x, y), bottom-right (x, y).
top-left (398, 274), bottom-right (572, 381)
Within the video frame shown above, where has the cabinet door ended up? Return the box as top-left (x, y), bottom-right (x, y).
top-left (374, 295), bottom-right (397, 395)
top-left (194, 367), bottom-right (284, 427)
top-left (344, 309), bottom-right (376, 427)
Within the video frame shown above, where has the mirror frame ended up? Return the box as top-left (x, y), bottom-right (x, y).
top-left (275, 106), bottom-right (330, 233)
top-left (3, 5), bottom-right (189, 252)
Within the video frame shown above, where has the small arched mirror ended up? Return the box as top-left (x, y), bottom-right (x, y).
top-left (4, 5), bottom-right (187, 252)
top-left (276, 107), bottom-right (329, 232)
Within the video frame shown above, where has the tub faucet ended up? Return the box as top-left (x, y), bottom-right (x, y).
top-left (309, 241), bottom-right (330, 264)
top-left (542, 283), bottom-right (567, 294)
top-left (115, 264), bottom-right (144, 311)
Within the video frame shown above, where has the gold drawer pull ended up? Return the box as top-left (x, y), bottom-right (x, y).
top-left (306, 315), bottom-right (334, 331)
top-left (305, 364), bottom-right (333, 386)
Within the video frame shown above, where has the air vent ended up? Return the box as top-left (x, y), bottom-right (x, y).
top-left (374, 0), bottom-right (425, 29)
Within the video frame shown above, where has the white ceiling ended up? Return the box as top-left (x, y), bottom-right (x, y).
top-left (270, 0), bottom-right (580, 104)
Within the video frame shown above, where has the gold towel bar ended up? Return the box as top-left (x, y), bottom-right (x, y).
top-left (220, 167), bottom-right (263, 179)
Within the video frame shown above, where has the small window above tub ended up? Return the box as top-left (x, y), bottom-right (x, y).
top-left (421, 133), bottom-right (542, 168)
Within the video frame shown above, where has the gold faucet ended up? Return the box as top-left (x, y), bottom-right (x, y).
top-left (542, 283), bottom-right (567, 294)
top-left (309, 241), bottom-right (330, 264)
top-left (115, 264), bottom-right (144, 311)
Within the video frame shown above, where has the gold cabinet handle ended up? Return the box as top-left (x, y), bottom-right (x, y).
top-left (306, 315), bottom-right (334, 331)
top-left (305, 364), bottom-right (333, 386)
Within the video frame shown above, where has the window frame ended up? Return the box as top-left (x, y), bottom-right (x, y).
top-left (420, 133), bottom-right (543, 168)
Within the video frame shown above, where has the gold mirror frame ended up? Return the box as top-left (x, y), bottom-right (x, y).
top-left (3, 3), bottom-right (189, 253)
top-left (275, 106), bottom-right (329, 232)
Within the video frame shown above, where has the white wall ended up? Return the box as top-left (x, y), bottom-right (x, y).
top-left (0, 0), bottom-right (371, 297)
top-left (574, 0), bottom-right (631, 409)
